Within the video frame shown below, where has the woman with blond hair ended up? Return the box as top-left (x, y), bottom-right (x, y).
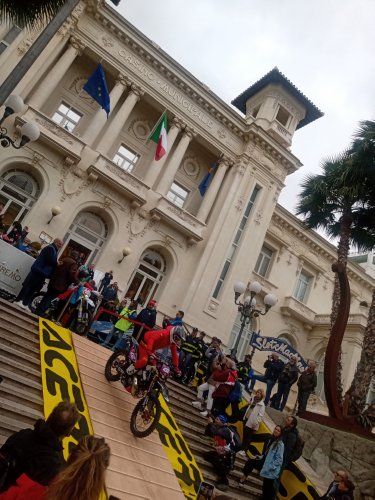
top-left (46, 435), bottom-right (110, 500)
top-left (238, 387), bottom-right (265, 457)
top-left (0, 436), bottom-right (110, 500)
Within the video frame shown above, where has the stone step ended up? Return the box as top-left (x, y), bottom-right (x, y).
top-left (0, 378), bottom-right (43, 411)
top-left (0, 413), bottom-right (36, 442)
top-left (0, 398), bottom-right (43, 434)
top-left (0, 368), bottom-right (42, 397)
top-left (0, 318), bottom-right (40, 352)
top-left (0, 343), bottom-right (40, 370)
top-left (0, 353), bottom-right (41, 383)
top-left (0, 300), bottom-right (39, 326)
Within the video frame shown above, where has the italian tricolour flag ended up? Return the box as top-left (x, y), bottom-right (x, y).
top-left (149, 112), bottom-right (168, 161)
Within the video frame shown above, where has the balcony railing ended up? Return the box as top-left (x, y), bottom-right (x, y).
top-left (150, 197), bottom-right (206, 242)
top-left (88, 155), bottom-right (148, 206)
top-left (16, 106), bottom-right (85, 162)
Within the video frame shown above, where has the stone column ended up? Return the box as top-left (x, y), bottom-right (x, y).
top-left (143, 117), bottom-right (184, 187)
top-left (83, 74), bottom-right (128, 145)
top-left (28, 36), bottom-right (85, 109)
top-left (96, 83), bottom-right (143, 156)
top-left (155, 127), bottom-right (196, 195)
top-left (196, 157), bottom-right (231, 222)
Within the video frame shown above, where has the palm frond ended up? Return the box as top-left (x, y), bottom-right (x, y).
top-left (0, 0), bottom-right (67, 28)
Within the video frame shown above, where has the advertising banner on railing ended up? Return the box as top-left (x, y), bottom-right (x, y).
top-left (0, 239), bottom-right (34, 296)
top-left (249, 331), bottom-right (308, 371)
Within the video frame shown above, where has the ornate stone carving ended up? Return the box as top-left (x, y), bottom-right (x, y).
top-left (125, 209), bottom-right (158, 243)
top-left (235, 196), bottom-right (245, 211)
top-left (166, 205), bottom-right (197, 227)
top-left (181, 156), bottom-right (200, 178)
top-left (32, 152), bottom-right (44, 166)
top-left (254, 211), bottom-right (263, 225)
top-left (217, 128), bottom-right (226, 139)
top-left (17, 25), bottom-right (43, 55)
top-left (104, 162), bottom-right (143, 190)
top-left (57, 2), bottom-right (85, 38)
top-left (236, 163), bottom-right (246, 176)
top-left (58, 161), bottom-right (95, 202)
top-left (207, 300), bottom-right (218, 312)
top-left (183, 127), bottom-right (196, 140)
top-left (69, 36), bottom-right (86, 56)
top-left (34, 117), bottom-right (75, 145)
top-left (129, 83), bottom-right (144, 99)
top-left (171, 117), bottom-right (185, 130)
top-left (102, 35), bottom-right (115, 48)
top-left (128, 118), bottom-right (151, 140)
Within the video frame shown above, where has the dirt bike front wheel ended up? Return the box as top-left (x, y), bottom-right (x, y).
top-left (104, 349), bottom-right (129, 382)
top-left (130, 396), bottom-right (161, 438)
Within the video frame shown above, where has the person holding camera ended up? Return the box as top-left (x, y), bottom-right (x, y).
top-left (271, 356), bottom-right (299, 411)
top-left (247, 353), bottom-right (284, 405)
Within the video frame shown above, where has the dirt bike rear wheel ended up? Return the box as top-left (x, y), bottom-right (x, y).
top-left (104, 350), bottom-right (128, 382)
top-left (130, 396), bottom-right (161, 438)
top-left (29, 292), bottom-right (46, 314)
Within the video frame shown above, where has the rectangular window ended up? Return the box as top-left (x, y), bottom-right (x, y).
top-left (293, 270), bottom-right (312, 303)
top-left (212, 185), bottom-right (260, 299)
top-left (167, 182), bottom-right (189, 208)
top-left (113, 144), bottom-right (139, 173)
top-left (275, 105), bottom-right (291, 127)
top-left (254, 245), bottom-right (273, 277)
top-left (251, 103), bottom-right (262, 118)
top-left (0, 25), bottom-right (22, 55)
top-left (52, 102), bottom-right (82, 132)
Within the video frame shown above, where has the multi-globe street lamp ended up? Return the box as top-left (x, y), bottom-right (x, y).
top-left (0, 95), bottom-right (40, 149)
top-left (231, 280), bottom-right (278, 359)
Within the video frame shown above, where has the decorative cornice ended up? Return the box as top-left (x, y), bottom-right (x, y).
top-left (69, 35), bottom-right (86, 55)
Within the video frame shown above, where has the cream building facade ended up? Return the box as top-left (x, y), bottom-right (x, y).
top-left (0, 1), bottom-right (373, 405)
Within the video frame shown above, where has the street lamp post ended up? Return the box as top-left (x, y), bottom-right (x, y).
top-left (231, 280), bottom-right (278, 359)
top-left (0, 95), bottom-right (40, 149)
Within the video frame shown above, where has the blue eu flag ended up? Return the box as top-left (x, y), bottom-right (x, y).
top-left (198, 160), bottom-right (219, 196)
top-left (83, 64), bottom-right (110, 117)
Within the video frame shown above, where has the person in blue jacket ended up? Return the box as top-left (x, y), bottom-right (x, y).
top-left (133, 299), bottom-right (157, 342)
top-left (259, 424), bottom-right (284, 499)
top-left (14, 238), bottom-right (63, 308)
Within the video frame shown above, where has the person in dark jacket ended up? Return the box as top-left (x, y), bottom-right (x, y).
top-left (132, 299), bottom-right (157, 342)
top-left (297, 360), bottom-right (317, 414)
top-left (271, 356), bottom-right (299, 411)
top-left (101, 282), bottom-right (119, 305)
top-left (281, 415), bottom-right (298, 467)
top-left (14, 238), bottom-right (63, 309)
top-left (319, 470), bottom-right (350, 500)
top-left (35, 251), bottom-right (80, 316)
top-left (179, 327), bottom-right (199, 380)
top-left (0, 401), bottom-right (79, 492)
top-left (99, 270), bottom-right (113, 292)
top-left (330, 478), bottom-right (355, 500)
top-left (248, 353), bottom-right (284, 405)
top-left (203, 414), bottom-right (235, 491)
top-left (237, 355), bottom-right (254, 386)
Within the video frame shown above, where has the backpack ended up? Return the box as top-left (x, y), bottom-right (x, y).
top-left (290, 432), bottom-right (304, 462)
top-left (228, 425), bottom-right (242, 453)
top-left (228, 380), bottom-right (242, 403)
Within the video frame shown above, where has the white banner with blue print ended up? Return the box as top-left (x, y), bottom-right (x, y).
top-left (249, 331), bottom-right (308, 371)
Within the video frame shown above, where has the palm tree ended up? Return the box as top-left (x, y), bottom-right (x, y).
top-left (343, 120), bottom-right (375, 426)
top-left (296, 152), bottom-right (375, 403)
top-left (0, 0), bottom-right (68, 28)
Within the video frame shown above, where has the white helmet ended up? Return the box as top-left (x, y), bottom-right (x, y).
top-left (171, 325), bottom-right (185, 344)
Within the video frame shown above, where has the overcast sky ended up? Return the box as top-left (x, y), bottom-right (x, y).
top-left (114, 0), bottom-right (375, 214)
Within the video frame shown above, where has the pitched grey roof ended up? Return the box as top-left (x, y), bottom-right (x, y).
top-left (231, 67), bottom-right (324, 129)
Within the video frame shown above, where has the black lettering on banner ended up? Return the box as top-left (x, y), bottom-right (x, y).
top-left (70, 415), bottom-right (91, 442)
top-left (156, 420), bottom-right (180, 451)
top-left (45, 368), bottom-right (70, 401)
top-left (71, 384), bottom-right (85, 412)
top-left (175, 433), bottom-right (193, 462)
top-left (175, 456), bottom-right (201, 491)
top-left (44, 349), bottom-right (79, 383)
top-left (42, 321), bottom-right (72, 350)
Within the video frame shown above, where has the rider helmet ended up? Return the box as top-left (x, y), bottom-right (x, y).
top-left (171, 325), bottom-right (185, 344)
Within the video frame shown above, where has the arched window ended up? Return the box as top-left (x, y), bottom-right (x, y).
top-left (0, 169), bottom-right (40, 226)
top-left (62, 211), bottom-right (108, 264)
top-left (126, 249), bottom-right (166, 306)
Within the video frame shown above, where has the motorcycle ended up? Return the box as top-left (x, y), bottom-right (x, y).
top-left (104, 337), bottom-right (172, 438)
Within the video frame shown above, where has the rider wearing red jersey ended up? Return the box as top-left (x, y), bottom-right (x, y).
top-left (126, 325), bottom-right (185, 375)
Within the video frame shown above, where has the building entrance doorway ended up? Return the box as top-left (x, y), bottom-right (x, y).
top-left (62, 211), bottom-right (108, 264)
top-left (126, 249), bottom-right (166, 306)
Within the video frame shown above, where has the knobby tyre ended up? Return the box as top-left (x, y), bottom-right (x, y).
top-left (130, 396), bottom-right (161, 438)
top-left (104, 349), bottom-right (128, 381)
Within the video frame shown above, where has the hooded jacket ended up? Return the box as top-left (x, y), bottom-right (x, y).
top-left (0, 420), bottom-right (65, 490)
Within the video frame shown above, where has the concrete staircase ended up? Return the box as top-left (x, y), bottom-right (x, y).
top-left (166, 379), bottom-right (262, 499)
top-left (0, 300), bottom-right (44, 446)
top-left (0, 299), bottom-right (261, 498)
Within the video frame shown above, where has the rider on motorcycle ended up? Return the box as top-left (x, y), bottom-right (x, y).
top-left (126, 325), bottom-right (185, 376)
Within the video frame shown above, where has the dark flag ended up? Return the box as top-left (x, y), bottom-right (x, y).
top-left (83, 64), bottom-right (110, 117)
top-left (198, 160), bottom-right (220, 196)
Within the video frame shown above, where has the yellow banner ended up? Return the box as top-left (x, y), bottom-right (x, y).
top-left (157, 395), bottom-right (203, 499)
top-left (38, 318), bottom-right (94, 459)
